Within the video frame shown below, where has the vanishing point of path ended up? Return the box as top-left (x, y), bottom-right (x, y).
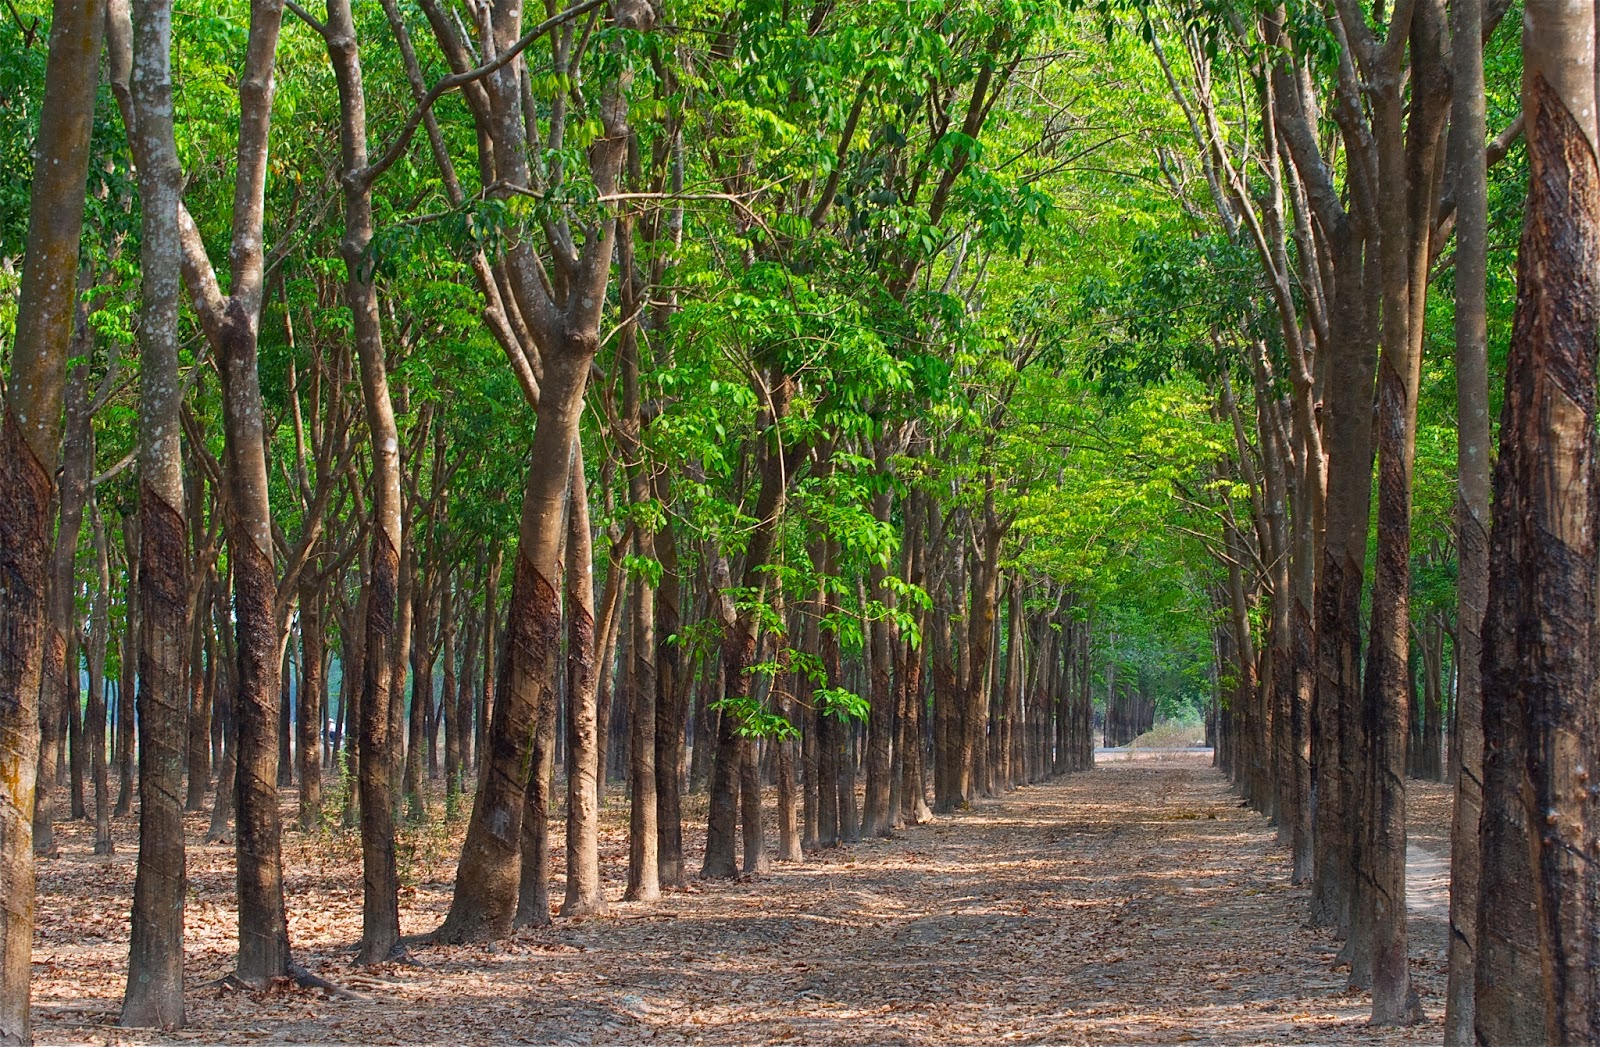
top-left (39, 754), bottom-right (1449, 1045)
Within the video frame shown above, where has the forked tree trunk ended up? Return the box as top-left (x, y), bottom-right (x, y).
top-left (437, 5), bottom-right (643, 931)
top-left (1476, 11), bottom-right (1600, 1040)
top-left (441, 343), bottom-right (600, 940)
top-left (174, 0), bottom-right (292, 986)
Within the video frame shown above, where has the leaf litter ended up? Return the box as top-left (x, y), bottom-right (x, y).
top-left (33, 753), bottom-right (1450, 1044)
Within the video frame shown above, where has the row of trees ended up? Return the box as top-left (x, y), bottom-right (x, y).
top-left (1, 0), bottom-right (1227, 1040)
top-left (1138, 0), bottom-right (1600, 1039)
top-left (4, 0), bottom-right (1595, 1041)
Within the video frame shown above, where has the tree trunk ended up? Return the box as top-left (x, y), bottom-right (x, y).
top-left (440, 344), bottom-right (601, 941)
top-left (740, 734), bottom-right (768, 875)
top-left (388, 523), bottom-right (415, 816)
top-left (436, 0), bottom-right (643, 929)
top-left (34, 361), bottom-right (92, 855)
top-left (0, 0), bottom-right (104, 1032)
top-left (185, 577), bottom-right (212, 812)
top-left (319, 0), bottom-right (402, 961)
top-left (560, 450), bottom-right (607, 917)
top-left (167, 0), bottom-right (293, 984)
top-left (297, 593), bottom-right (324, 831)
top-left (441, 580), bottom-right (460, 793)
top-left (703, 622), bottom-right (750, 879)
top-left (277, 649), bottom-right (294, 789)
top-left (457, 575), bottom-right (479, 786)
top-left (774, 641), bottom-right (802, 860)
top-left (962, 496), bottom-right (1001, 805)
top-left (624, 549), bottom-right (660, 900)
top-left (115, 517), bottom-right (139, 815)
top-left (1360, 4), bottom-right (1447, 1020)
top-left (206, 589), bottom-right (238, 844)
top-left (1476, 15), bottom-right (1600, 1041)
top-left (862, 443), bottom-right (895, 835)
top-left (1443, 0), bottom-right (1490, 1036)
top-left (405, 605), bottom-right (431, 819)
top-left (478, 546), bottom-right (499, 781)
top-left (654, 509), bottom-right (689, 886)
top-left (118, 0), bottom-right (190, 1016)
top-left (931, 599), bottom-right (960, 813)
top-left (88, 505), bottom-right (115, 856)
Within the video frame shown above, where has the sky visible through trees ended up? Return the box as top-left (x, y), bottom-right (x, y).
top-left (0, 0), bottom-right (1594, 1043)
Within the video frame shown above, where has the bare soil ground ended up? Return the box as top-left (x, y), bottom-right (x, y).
top-left (35, 756), bottom-right (1454, 1045)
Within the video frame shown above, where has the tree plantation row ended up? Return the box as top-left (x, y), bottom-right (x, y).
top-left (0, 0), bottom-right (1595, 1043)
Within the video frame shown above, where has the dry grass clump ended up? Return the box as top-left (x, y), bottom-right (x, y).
top-left (1130, 718), bottom-right (1208, 749)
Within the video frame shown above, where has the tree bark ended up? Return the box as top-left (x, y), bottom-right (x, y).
top-left (1443, 0), bottom-right (1491, 1037)
top-left (0, 0), bottom-right (104, 1032)
top-left (316, 0), bottom-right (403, 962)
top-left (117, 0), bottom-right (190, 1019)
top-left (862, 441), bottom-right (895, 834)
top-left (172, 0), bottom-right (292, 986)
top-left (1360, 3), bottom-right (1447, 1021)
top-left (115, 519), bottom-right (139, 816)
top-left (1476, 13), bottom-right (1600, 1040)
top-left (441, 580), bottom-right (460, 793)
top-left (88, 505), bottom-right (114, 857)
top-left (34, 361), bottom-right (92, 856)
top-left (297, 593), bottom-right (324, 830)
top-left (437, 0), bottom-right (644, 935)
top-left (740, 734), bottom-right (768, 876)
top-left (560, 448), bottom-right (607, 917)
top-left (653, 507), bottom-right (689, 886)
top-left (184, 571), bottom-right (212, 813)
top-left (961, 493), bottom-right (1001, 805)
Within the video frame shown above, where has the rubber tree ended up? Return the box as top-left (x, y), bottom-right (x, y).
top-left (1442, 0), bottom-right (1491, 1037)
top-left (175, 0), bottom-right (293, 986)
top-left (436, 0), bottom-right (657, 943)
top-left (109, 0), bottom-right (192, 1024)
top-left (1476, 4), bottom-right (1600, 1041)
top-left (0, 0), bottom-right (105, 1038)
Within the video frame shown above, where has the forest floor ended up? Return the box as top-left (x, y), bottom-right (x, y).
top-left (34, 754), bottom-right (1453, 1045)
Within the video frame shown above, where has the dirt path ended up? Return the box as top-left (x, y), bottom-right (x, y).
top-left (36, 755), bottom-right (1447, 1045)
